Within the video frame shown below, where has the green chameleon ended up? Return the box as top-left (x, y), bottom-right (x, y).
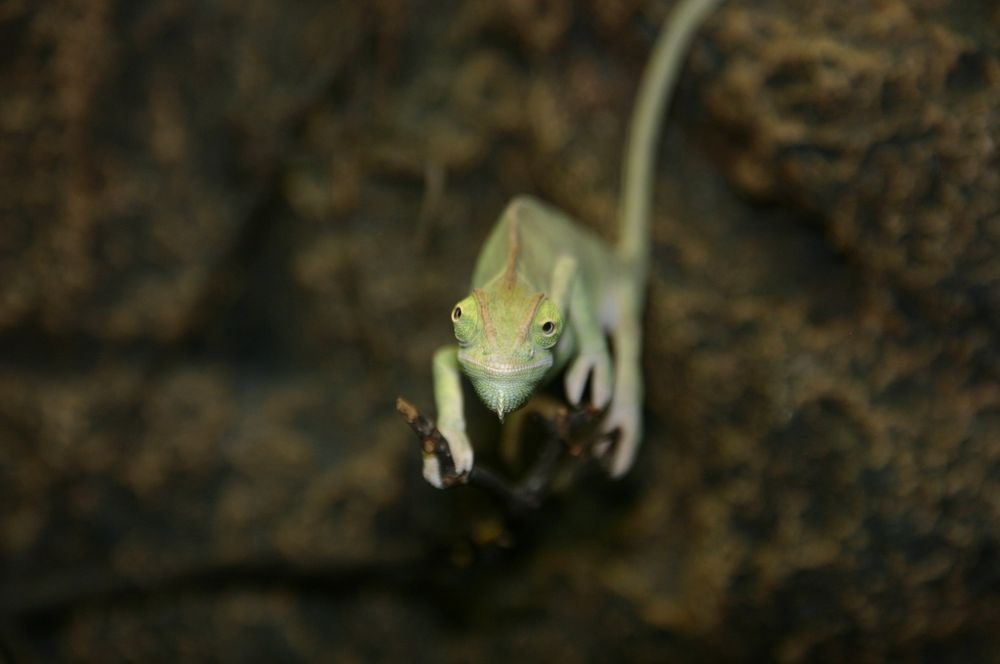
top-left (424, 0), bottom-right (725, 488)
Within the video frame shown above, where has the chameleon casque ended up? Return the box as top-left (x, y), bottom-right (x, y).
top-left (424, 0), bottom-right (724, 488)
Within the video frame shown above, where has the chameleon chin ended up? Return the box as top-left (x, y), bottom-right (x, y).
top-left (423, 0), bottom-right (726, 489)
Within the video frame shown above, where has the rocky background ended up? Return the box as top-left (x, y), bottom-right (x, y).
top-left (2, 0), bottom-right (999, 661)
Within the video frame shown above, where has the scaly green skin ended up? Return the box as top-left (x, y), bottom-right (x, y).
top-left (424, 0), bottom-right (725, 488)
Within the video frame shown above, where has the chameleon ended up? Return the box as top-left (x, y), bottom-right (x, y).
top-left (424, 0), bottom-right (725, 488)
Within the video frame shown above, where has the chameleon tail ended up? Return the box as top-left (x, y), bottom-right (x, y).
top-left (616, 0), bottom-right (725, 278)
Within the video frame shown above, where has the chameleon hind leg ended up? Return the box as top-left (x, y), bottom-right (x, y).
top-left (548, 254), bottom-right (614, 410)
top-left (603, 283), bottom-right (644, 477)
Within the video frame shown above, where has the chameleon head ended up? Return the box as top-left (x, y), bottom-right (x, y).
top-left (450, 286), bottom-right (563, 421)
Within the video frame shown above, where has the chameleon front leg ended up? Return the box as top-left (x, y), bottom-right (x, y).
top-left (428, 345), bottom-right (474, 488)
top-left (604, 284), bottom-right (644, 477)
top-left (549, 255), bottom-right (613, 409)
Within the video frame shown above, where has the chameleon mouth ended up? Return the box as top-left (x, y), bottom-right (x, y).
top-left (456, 351), bottom-right (553, 377)
top-left (457, 351), bottom-right (552, 421)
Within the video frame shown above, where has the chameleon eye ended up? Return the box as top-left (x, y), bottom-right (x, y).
top-left (531, 299), bottom-right (562, 349)
top-left (451, 296), bottom-right (477, 345)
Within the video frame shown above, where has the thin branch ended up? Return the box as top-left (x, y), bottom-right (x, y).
top-left (395, 396), bottom-right (609, 511)
top-left (395, 396), bottom-right (466, 486)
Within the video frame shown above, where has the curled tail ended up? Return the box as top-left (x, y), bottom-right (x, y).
top-left (616, 0), bottom-right (725, 278)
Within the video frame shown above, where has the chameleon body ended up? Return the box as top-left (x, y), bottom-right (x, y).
top-left (425, 0), bottom-right (724, 488)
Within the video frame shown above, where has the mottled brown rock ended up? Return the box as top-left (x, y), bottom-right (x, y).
top-left (700, 0), bottom-right (1000, 327)
top-left (0, 0), bottom-right (365, 342)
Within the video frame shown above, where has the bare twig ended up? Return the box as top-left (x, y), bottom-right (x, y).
top-left (395, 396), bottom-right (608, 510)
top-left (395, 397), bottom-right (467, 486)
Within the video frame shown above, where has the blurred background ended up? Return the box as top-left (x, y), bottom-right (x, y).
top-left (2, 0), bottom-right (999, 661)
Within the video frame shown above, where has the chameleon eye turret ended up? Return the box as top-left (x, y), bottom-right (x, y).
top-left (451, 295), bottom-right (479, 346)
top-left (530, 298), bottom-right (562, 349)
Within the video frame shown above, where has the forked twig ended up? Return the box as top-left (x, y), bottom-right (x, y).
top-left (395, 397), bottom-right (609, 510)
